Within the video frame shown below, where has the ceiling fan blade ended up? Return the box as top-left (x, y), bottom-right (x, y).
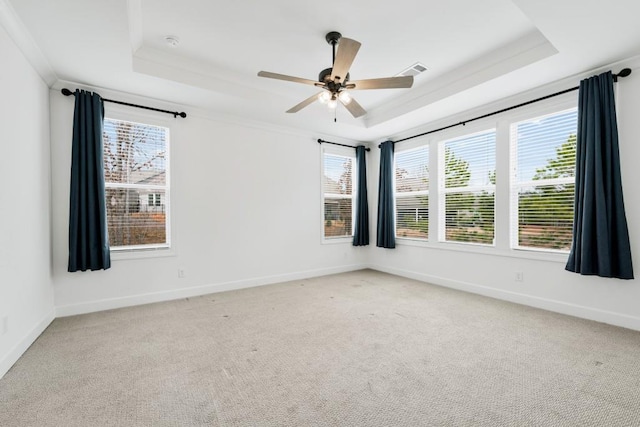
top-left (348, 76), bottom-right (414, 90)
top-left (258, 71), bottom-right (319, 86)
top-left (341, 97), bottom-right (366, 118)
top-left (330, 38), bottom-right (361, 83)
top-left (286, 92), bottom-right (322, 113)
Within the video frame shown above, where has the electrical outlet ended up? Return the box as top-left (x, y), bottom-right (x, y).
top-left (2, 316), bottom-right (8, 336)
top-left (515, 271), bottom-right (524, 282)
top-left (178, 269), bottom-right (186, 279)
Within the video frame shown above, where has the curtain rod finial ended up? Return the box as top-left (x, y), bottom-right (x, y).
top-left (61, 88), bottom-right (74, 96)
top-left (614, 68), bottom-right (632, 82)
top-left (618, 68), bottom-right (632, 78)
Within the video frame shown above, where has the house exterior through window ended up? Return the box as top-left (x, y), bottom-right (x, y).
top-left (103, 118), bottom-right (170, 250)
top-left (322, 146), bottom-right (355, 240)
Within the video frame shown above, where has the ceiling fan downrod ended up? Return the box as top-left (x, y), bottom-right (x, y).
top-left (325, 31), bottom-right (341, 65)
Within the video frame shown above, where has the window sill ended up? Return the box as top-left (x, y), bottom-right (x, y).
top-left (322, 237), bottom-right (353, 245)
top-left (395, 237), bottom-right (568, 263)
top-left (110, 247), bottom-right (176, 261)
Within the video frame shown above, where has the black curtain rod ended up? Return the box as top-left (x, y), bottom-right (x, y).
top-left (317, 138), bottom-right (371, 151)
top-left (379, 68), bottom-right (632, 147)
top-left (61, 88), bottom-right (187, 118)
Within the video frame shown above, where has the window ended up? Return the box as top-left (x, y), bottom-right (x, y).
top-left (147, 193), bottom-right (162, 208)
top-left (103, 118), bottom-right (170, 250)
top-left (322, 150), bottom-right (355, 239)
top-left (511, 108), bottom-right (577, 251)
top-left (395, 145), bottom-right (429, 239)
top-left (439, 130), bottom-right (496, 245)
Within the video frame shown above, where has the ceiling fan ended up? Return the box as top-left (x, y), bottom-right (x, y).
top-left (258, 31), bottom-right (414, 118)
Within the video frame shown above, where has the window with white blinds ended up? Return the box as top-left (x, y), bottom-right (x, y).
top-left (322, 151), bottom-right (355, 239)
top-left (511, 108), bottom-right (577, 251)
top-left (395, 145), bottom-right (429, 239)
top-left (103, 118), bottom-right (170, 250)
top-left (439, 130), bottom-right (496, 245)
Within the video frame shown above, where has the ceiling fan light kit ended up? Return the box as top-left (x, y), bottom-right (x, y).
top-left (258, 31), bottom-right (414, 119)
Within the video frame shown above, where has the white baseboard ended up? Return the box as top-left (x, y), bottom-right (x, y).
top-left (0, 310), bottom-right (55, 379)
top-left (368, 264), bottom-right (640, 331)
top-left (56, 264), bottom-right (368, 317)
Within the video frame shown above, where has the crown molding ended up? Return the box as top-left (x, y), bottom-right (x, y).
top-left (0, 0), bottom-right (57, 86)
top-left (364, 30), bottom-right (558, 128)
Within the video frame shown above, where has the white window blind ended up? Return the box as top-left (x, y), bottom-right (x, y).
top-left (103, 118), bottom-right (170, 250)
top-left (439, 130), bottom-right (496, 245)
top-left (395, 145), bottom-right (429, 239)
top-left (511, 108), bottom-right (577, 251)
top-left (323, 152), bottom-right (355, 239)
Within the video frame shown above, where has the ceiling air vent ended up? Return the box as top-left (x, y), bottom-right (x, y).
top-left (397, 62), bottom-right (428, 77)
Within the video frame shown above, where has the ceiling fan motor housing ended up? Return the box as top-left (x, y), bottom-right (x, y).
top-left (319, 68), bottom-right (349, 90)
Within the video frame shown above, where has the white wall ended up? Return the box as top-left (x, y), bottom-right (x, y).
top-left (50, 92), bottom-right (368, 315)
top-left (0, 24), bottom-right (55, 377)
top-left (367, 58), bottom-right (640, 330)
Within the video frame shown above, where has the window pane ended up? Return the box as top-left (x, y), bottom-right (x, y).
top-left (515, 110), bottom-right (577, 183)
top-left (445, 191), bottom-right (494, 244)
top-left (324, 154), bottom-right (352, 195)
top-left (444, 131), bottom-right (495, 189)
top-left (518, 185), bottom-right (574, 250)
top-left (396, 146), bottom-right (429, 193)
top-left (396, 195), bottom-right (428, 239)
top-left (513, 109), bottom-right (577, 251)
top-left (441, 131), bottom-right (495, 245)
top-left (106, 188), bottom-right (167, 247)
top-left (103, 119), bottom-right (167, 185)
top-left (324, 198), bottom-right (352, 237)
top-left (395, 146), bottom-right (429, 240)
top-left (103, 117), bottom-right (169, 250)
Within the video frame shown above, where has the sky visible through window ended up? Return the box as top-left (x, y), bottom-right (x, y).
top-left (515, 109), bottom-right (578, 182)
top-left (445, 131), bottom-right (495, 187)
top-left (328, 109), bottom-right (576, 191)
top-left (103, 119), bottom-right (167, 176)
top-left (324, 154), bottom-right (351, 190)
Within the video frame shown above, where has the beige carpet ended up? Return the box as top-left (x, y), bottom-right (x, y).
top-left (1, 270), bottom-right (640, 426)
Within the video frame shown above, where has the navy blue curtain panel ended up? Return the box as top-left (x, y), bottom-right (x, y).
top-left (377, 141), bottom-right (396, 248)
top-left (565, 71), bottom-right (633, 279)
top-left (353, 145), bottom-right (369, 246)
top-left (68, 90), bottom-right (111, 272)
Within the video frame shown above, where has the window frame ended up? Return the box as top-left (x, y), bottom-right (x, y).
top-left (509, 107), bottom-right (578, 254)
top-left (102, 105), bottom-right (175, 260)
top-left (437, 128), bottom-right (497, 247)
top-left (320, 145), bottom-right (356, 244)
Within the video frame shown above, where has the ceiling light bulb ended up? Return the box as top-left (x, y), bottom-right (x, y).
top-left (338, 91), bottom-right (352, 104)
top-left (327, 98), bottom-right (338, 109)
top-left (318, 91), bottom-right (331, 104)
